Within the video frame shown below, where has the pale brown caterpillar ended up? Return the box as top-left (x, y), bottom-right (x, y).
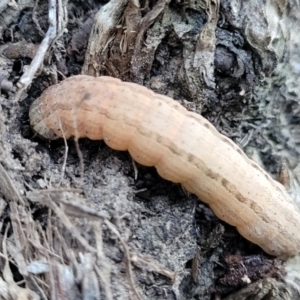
top-left (29, 75), bottom-right (300, 258)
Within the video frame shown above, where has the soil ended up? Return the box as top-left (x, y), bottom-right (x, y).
top-left (0, 0), bottom-right (300, 299)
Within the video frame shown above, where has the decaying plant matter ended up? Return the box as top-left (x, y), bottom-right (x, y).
top-left (1, 0), bottom-right (300, 299)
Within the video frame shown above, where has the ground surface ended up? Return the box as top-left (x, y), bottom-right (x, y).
top-left (0, 0), bottom-right (300, 299)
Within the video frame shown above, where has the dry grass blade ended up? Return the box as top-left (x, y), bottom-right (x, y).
top-left (27, 191), bottom-right (97, 253)
top-left (104, 219), bottom-right (142, 300)
top-left (93, 222), bottom-right (113, 300)
top-left (79, 253), bottom-right (101, 299)
top-left (0, 164), bottom-right (25, 205)
top-left (131, 252), bottom-right (176, 281)
top-left (1, 225), bottom-right (40, 300)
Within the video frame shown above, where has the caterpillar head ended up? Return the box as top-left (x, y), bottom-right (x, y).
top-left (29, 97), bottom-right (59, 140)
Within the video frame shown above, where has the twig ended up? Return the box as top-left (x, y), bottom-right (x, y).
top-left (45, 194), bottom-right (97, 253)
top-left (104, 220), bottom-right (142, 300)
top-left (32, 0), bottom-right (46, 36)
top-left (58, 115), bottom-right (69, 185)
top-left (29, 276), bottom-right (48, 300)
top-left (130, 252), bottom-right (175, 281)
top-left (74, 138), bottom-right (85, 183)
top-left (0, 164), bottom-right (25, 205)
top-left (30, 187), bottom-right (83, 194)
top-left (131, 157), bottom-right (138, 180)
top-left (94, 222), bottom-right (113, 300)
top-left (28, 239), bottom-right (62, 261)
top-left (16, 0), bottom-right (57, 100)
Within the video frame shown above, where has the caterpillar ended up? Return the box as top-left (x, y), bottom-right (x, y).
top-left (29, 75), bottom-right (300, 258)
